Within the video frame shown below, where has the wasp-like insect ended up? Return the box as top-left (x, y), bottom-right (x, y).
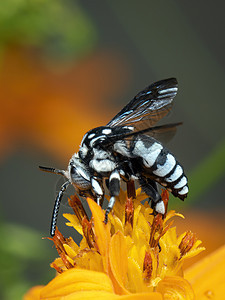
top-left (40, 78), bottom-right (188, 236)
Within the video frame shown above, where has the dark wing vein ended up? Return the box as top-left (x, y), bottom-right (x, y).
top-left (107, 78), bottom-right (178, 132)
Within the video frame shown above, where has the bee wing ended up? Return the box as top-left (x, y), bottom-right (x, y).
top-left (98, 123), bottom-right (182, 148)
top-left (107, 78), bottom-right (178, 132)
top-left (124, 122), bottom-right (182, 144)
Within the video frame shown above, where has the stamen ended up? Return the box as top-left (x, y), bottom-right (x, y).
top-left (52, 228), bottom-right (74, 269)
top-left (143, 250), bottom-right (153, 281)
top-left (179, 231), bottom-right (196, 257)
top-left (149, 214), bottom-right (163, 248)
top-left (125, 197), bottom-right (134, 227)
top-left (81, 216), bottom-right (95, 249)
top-left (124, 197), bottom-right (134, 236)
top-left (68, 195), bottom-right (88, 223)
top-left (51, 263), bottom-right (63, 274)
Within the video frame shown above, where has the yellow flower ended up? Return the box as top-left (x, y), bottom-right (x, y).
top-left (24, 188), bottom-right (213, 300)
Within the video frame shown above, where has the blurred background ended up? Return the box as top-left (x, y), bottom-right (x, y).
top-left (0, 1), bottom-right (225, 299)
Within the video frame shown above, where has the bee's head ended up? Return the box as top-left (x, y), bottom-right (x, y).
top-left (68, 154), bottom-right (92, 192)
top-left (39, 153), bottom-right (92, 195)
top-left (39, 154), bottom-right (93, 237)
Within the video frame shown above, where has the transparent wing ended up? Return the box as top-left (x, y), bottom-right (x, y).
top-left (137, 122), bottom-right (182, 144)
top-left (107, 78), bottom-right (178, 132)
top-left (97, 123), bottom-right (182, 148)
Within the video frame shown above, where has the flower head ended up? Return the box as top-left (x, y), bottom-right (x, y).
top-left (23, 188), bottom-right (207, 299)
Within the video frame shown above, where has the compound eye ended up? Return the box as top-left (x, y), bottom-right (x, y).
top-left (70, 166), bottom-right (76, 174)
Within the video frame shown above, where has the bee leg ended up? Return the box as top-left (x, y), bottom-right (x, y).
top-left (139, 177), bottom-right (165, 215)
top-left (91, 177), bottom-right (104, 206)
top-left (105, 178), bottom-right (109, 189)
top-left (104, 170), bottom-right (121, 223)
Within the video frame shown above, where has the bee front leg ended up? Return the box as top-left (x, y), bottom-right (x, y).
top-left (104, 170), bottom-right (121, 224)
top-left (90, 177), bottom-right (104, 206)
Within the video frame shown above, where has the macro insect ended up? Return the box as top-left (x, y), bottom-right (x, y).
top-left (40, 78), bottom-right (188, 236)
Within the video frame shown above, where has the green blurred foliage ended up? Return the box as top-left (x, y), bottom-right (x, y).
top-left (0, 1), bottom-right (98, 298)
top-left (0, 222), bottom-right (55, 300)
top-left (0, 0), bottom-right (97, 59)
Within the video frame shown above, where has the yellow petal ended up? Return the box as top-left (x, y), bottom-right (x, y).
top-left (132, 205), bottom-right (142, 230)
top-left (164, 210), bottom-right (184, 223)
top-left (74, 250), bottom-right (104, 272)
top-left (87, 197), bottom-right (111, 273)
top-left (63, 243), bottom-right (77, 259)
top-left (109, 231), bottom-right (129, 294)
top-left (156, 276), bottom-right (195, 300)
top-left (40, 268), bottom-right (114, 299)
top-left (62, 290), bottom-right (119, 299)
top-left (185, 244), bottom-right (225, 299)
top-left (63, 291), bottom-right (163, 300)
top-left (127, 256), bottom-right (145, 293)
top-left (109, 214), bottom-right (124, 234)
top-left (119, 292), bottom-right (163, 299)
top-left (180, 247), bottom-right (205, 262)
top-left (158, 230), bottom-right (181, 277)
top-left (136, 212), bottom-right (151, 242)
top-left (63, 213), bottom-right (83, 235)
top-left (51, 257), bottom-right (65, 270)
top-left (23, 286), bottom-right (43, 300)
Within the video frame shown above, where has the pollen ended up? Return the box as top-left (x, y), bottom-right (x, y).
top-left (143, 250), bottom-right (153, 282)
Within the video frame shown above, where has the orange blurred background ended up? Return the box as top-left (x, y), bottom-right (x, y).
top-left (0, 1), bottom-right (224, 299)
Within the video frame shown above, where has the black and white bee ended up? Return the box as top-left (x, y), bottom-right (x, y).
top-left (40, 78), bottom-right (188, 236)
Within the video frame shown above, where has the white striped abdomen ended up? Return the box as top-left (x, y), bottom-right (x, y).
top-left (131, 137), bottom-right (188, 200)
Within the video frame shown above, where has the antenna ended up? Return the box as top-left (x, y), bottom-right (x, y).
top-left (39, 166), bottom-right (66, 177)
top-left (39, 165), bottom-right (69, 236)
top-left (50, 180), bottom-right (70, 236)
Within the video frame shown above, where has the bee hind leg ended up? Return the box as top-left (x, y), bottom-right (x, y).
top-left (139, 177), bottom-right (165, 215)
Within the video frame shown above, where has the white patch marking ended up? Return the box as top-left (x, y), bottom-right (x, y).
top-left (97, 198), bottom-right (100, 206)
top-left (90, 135), bottom-right (105, 147)
top-left (174, 176), bottom-right (187, 189)
top-left (114, 140), bottom-right (130, 157)
top-left (91, 178), bottom-right (103, 196)
top-left (155, 201), bottom-right (165, 214)
top-left (76, 166), bottom-right (90, 181)
top-left (133, 140), bottom-right (163, 167)
top-left (178, 186), bottom-right (188, 195)
top-left (146, 90), bottom-right (152, 95)
top-left (108, 196), bottom-right (116, 209)
top-left (153, 154), bottom-right (176, 177)
top-left (72, 152), bottom-right (79, 158)
top-left (119, 170), bottom-right (125, 177)
top-left (109, 170), bottom-right (120, 181)
top-left (123, 126), bottom-right (134, 131)
top-left (79, 144), bottom-right (88, 158)
top-left (88, 133), bottom-right (95, 139)
top-left (102, 128), bottom-right (112, 135)
top-left (158, 87), bottom-right (178, 94)
top-left (90, 159), bottom-right (116, 173)
top-left (165, 165), bottom-right (183, 182)
top-left (93, 148), bottom-right (111, 160)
